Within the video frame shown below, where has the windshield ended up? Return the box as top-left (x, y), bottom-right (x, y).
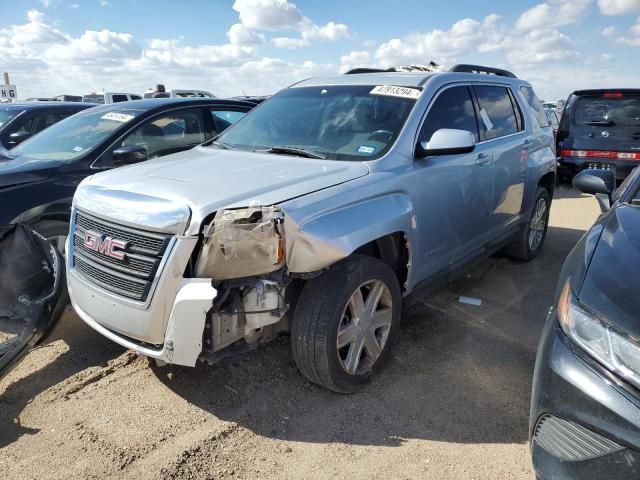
top-left (217, 85), bottom-right (419, 161)
top-left (12, 107), bottom-right (143, 162)
top-left (575, 94), bottom-right (640, 127)
top-left (0, 108), bottom-right (24, 128)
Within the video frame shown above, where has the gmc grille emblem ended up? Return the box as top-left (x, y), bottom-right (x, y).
top-left (84, 230), bottom-right (128, 260)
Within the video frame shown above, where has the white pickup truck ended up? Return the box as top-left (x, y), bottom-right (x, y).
top-left (82, 92), bottom-right (142, 104)
top-left (142, 89), bottom-right (216, 99)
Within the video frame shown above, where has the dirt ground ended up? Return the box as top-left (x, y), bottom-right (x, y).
top-left (0, 186), bottom-right (600, 480)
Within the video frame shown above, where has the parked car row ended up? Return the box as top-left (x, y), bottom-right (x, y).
top-left (0, 65), bottom-right (638, 480)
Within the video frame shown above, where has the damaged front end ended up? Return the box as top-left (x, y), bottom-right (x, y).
top-left (0, 225), bottom-right (67, 381)
top-left (193, 207), bottom-right (290, 362)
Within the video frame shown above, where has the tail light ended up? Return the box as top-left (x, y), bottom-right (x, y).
top-left (559, 149), bottom-right (640, 160)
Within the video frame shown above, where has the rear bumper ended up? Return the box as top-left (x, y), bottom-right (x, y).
top-left (557, 156), bottom-right (638, 180)
top-left (530, 309), bottom-right (640, 479)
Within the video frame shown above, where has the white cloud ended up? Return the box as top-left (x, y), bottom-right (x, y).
top-left (99, 0), bottom-right (112, 7)
top-left (601, 26), bottom-right (616, 36)
top-left (302, 21), bottom-right (350, 41)
top-left (232, 0), bottom-right (350, 48)
top-left (373, 15), bottom-right (508, 66)
top-left (46, 29), bottom-right (141, 65)
top-left (227, 23), bottom-right (265, 45)
top-left (506, 29), bottom-right (578, 66)
top-left (232, 0), bottom-right (305, 31)
top-left (271, 37), bottom-right (309, 49)
top-left (616, 16), bottom-right (640, 45)
top-left (515, 0), bottom-right (592, 31)
top-left (597, 0), bottom-right (640, 15)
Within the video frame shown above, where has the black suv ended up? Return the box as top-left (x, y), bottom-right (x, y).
top-left (0, 102), bottom-right (95, 150)
top-left (557, 89), bottom-right (640, 181)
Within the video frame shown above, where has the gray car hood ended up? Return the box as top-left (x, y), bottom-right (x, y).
top-left (76, 146), bottom-right (369, 235)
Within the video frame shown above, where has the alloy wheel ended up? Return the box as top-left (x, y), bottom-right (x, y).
top-left (528, 197), bottom-right (548, 250)
top-left (336, 280), bottom-right (393, 375)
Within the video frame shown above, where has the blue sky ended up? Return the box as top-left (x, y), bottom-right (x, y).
top-left (1, 0), bottom-right (639, 100)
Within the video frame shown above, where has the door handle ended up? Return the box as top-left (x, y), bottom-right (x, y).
top-left (475, 153), bottom-right (491, 166)
top-left (523, 139), bottom-right (534, 150)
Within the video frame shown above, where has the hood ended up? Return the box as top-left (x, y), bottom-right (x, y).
top-left (76, 146), bottom-right (369, 234)
top-left (579, 203), bottom-right (640, 338)
top-left (0, 155), bottom-right (63, 188)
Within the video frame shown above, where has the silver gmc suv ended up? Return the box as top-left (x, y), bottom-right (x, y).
top-left (67, 65), bottom-right (556, 393)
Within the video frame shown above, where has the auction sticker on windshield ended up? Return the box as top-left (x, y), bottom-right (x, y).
top-left (370, 85), bottom-right (421, 99)
top-left (101, 112), bottom-right (135, 123)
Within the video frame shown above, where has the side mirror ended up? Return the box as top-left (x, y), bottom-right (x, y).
top-left (7, 130), bottom-right (32, 147)
top-left (112, 145), bottom-right (148, 166)
top-left (417, 128), bottom-right (476, 157)
top-left (573, 169), bottom-right (615, 212)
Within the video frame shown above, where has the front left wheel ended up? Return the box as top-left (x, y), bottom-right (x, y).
top-left (291, 255), bottom-right (402, 393)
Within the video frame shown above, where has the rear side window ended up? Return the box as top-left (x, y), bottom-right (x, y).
top-left (112, 95), bottom-right (128, 103)
top-left (574, 94), bottom-right (640, 127)
top-left (520, 86), bottom-right (550, 128)
top-left (419, 86), bottom-right (479, 143)
top-left (474, 86), bottom-right (521, 140)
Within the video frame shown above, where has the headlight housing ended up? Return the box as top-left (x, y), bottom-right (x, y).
top-left (558, 280), bottom-right (640, 389)
top-left (194, 206), bottom-right (285, 281)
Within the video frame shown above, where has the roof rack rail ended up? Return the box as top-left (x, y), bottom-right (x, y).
top-left (344, 68), bottom-right (397, 75)
top-left (449, 64), bottom-right (517, 78)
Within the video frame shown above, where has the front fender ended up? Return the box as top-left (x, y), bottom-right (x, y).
top-left (283, 193), bottom-right (416, 276)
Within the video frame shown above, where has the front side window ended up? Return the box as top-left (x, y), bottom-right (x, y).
top-left (112, 95), bottom-right (129, 103)
top-left (217, 85), bottom-right (418, 161)
top-left (419, 86), bottom-right (479, 144)
top-left (121, 110), bottom-right (205, 158)
top-left (12, 107), bottom-right (143, 162)
top-left (520, 86), bottom-right (550, 128)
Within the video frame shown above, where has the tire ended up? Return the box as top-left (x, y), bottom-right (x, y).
top-left (505, 187), bottom-right (551, 261)
top-left (31, 220), bottom-right (70, 255)
top-left (291, 255), bottom-right (402, 393)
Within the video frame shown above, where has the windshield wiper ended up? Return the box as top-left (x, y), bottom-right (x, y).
top-left (209, 140), bottom-right (234, 150)
top-left (583, 120), bottom-right (615, 127)
top-left (256, 146), bottom-right (326, 159)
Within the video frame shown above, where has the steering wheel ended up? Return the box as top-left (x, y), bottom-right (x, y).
top-left (367, 129), bottom-right (393, 142)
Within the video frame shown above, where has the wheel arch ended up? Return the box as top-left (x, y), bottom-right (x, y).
top-left (10, 200), bottom-right (73, 226)
top-left (283, 193), bottom-right (416, 290)
top-left (538, 171), bottom-right (556, 198)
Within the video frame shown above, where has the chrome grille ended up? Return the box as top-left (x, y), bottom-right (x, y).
top-left (72, 211), bottom-right (172, 302)
top-left (75, 212), bottom-right (168, 255)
